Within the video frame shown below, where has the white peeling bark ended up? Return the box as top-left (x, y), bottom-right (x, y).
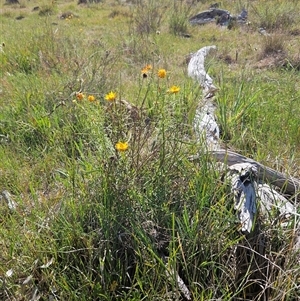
top-left (208, 149), bottom-right (300, 196)
top-left (187, 45), bottom-right (217, 92)
top-left (257, 183), bottom-right (299, 218)
top-left (193, 101), bottom-right (220, 150)
top-left (188, 45), bottom-right (220, 151)
top-left (226, 163), bottom-right (257, 233)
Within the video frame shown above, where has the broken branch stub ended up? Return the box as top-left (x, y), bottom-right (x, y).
top-left (226, 163), bottom-right (257, 233)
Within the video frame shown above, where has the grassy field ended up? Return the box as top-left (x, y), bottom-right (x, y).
top-left (0, 0), bottom-right (300, 300)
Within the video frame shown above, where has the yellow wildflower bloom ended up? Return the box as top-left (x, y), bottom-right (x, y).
top-left (115, 141), bottom-right (128, 152)
top-left (141, 64), bottom-right (152, 78)
top-left (76, 92), bottom-right (84, 100)
top-left (105, 91), bottom-right (117, 102)
top-left (88, 95), bottom-right (96, 102)
top-left (168, 85), bottom-right (180, 94)
top-left (158, 68), bottom-right (167, 78)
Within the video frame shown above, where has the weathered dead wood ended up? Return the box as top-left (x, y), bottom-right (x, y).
top-left (189, 149), bottom-right (300, 196)
top-left (257, 183), bottom-right (298, 218)
top-left (210, 149), bottom-right (300, 196)
top-left (188, 45), bottom-right (217, 92)
top-left (226, 163), bottom-right (257, 233)
top-left (188, 45), bottom-right (300, 299)
top-left (193, 100), bottom-right (220, 150)
top-left (188, 45), bottom-right (300, 198)
top-left (0, 190), bottom-right (17, 211)
top-left (188, 46), bottom-right (300, 266)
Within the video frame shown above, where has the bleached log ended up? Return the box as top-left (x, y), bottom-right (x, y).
top-left (187, 45), bottom-right (217, 92)
top-left (188, 45), bottom-right (259, 232)
top-left (209, 149), bottom-right (300, 196)
top-left (257, 183), bottom-right (299, 218)
top-left (193, 100), bottom-right (220, 150)
top-left (189, 46), bottom-right (300, 236)
top-left (188, 45), bottom-right (220, 150)
top-left (187, 45), bottom-right (300, 299)
top-left (190, 150), bottom-right (300, 196)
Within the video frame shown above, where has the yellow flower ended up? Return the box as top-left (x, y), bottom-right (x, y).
top-left (158, 68), bottom-right (167, 78)
top-left (141, 64), bottom-right (152, 78)
top-left (168, 85), bottom-right (180, 94)
top-left (105, 91), bottom-right (117, 102)
top-left (115, 141), bottom-right (128, 152)
top-left (76, 92), bottom-right (84, 100)
top-left (88, 95), bottom-right (96, 102)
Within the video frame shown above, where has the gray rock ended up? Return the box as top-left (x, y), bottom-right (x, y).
top-left (189, 8), bottom-right (230, 25)
top-left (189, 8), bottom-right (248, 26)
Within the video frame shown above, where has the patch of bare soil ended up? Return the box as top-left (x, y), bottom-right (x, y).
top-left (218, 53), bottom-right (235, 64)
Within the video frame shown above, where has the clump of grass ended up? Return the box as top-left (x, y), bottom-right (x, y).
top-left (216, 75), bottom-right (259, 151)
top-left (38, 4), bottom-right (56, 16)
top-left (129, 0), bottom-right (163, 34)
top-left (168, 0), bottom-right (193, 36)
top-left (259, 35), bottom-right (286, 58)
top-left (285, 54), bottom-right (300, 71)
top-left (169, 13), bottom-right (188, 36)
top-left (251, 0), bottom-right (300, 31)
top-left (2, 10), bottom-right (14, 17)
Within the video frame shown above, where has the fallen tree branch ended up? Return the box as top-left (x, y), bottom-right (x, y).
top-left (211, 149), bottom-right (300, 196)
top-left (187, 45), bottom-right (300, 298)
top-left (189, 149), bottom-right (300, 196)
top-left (188, 45), bottom-right (299, 236)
